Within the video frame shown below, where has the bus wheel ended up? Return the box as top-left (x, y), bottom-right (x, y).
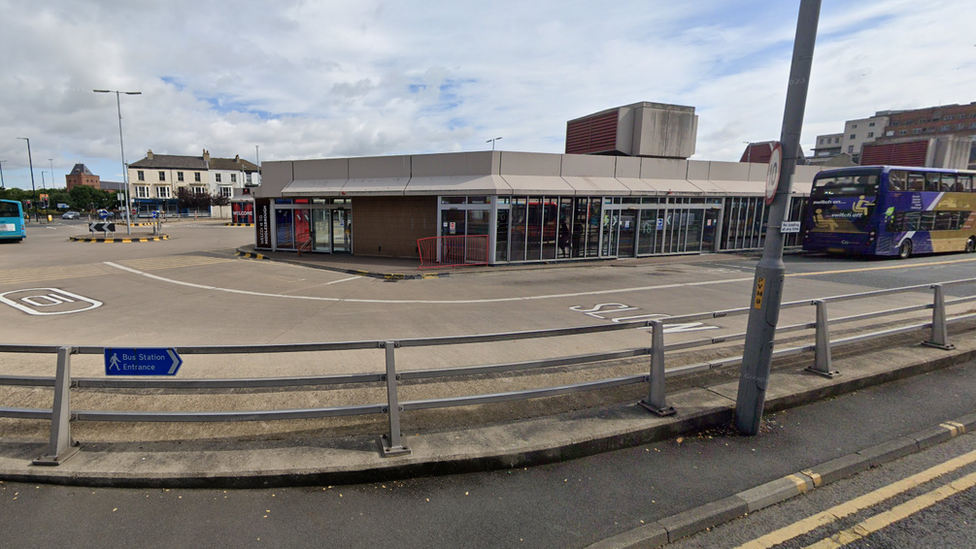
top-left (898, 240), bottom-right (913, 259)
top-left (966, 237), bottom-right (976, 253)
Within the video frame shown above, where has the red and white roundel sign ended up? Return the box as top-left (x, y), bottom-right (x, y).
top-left (765, 143), bottom-right (782, 205)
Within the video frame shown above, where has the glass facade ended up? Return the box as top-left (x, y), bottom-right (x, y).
top-left (262, 193), bottom-right (809, 261)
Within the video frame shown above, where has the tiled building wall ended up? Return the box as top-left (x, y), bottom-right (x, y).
top-left (353, 196), bottom-right (437, 257)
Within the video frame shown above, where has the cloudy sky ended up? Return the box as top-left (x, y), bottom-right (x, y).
top-left (1, 0), bottom-right (974, 190)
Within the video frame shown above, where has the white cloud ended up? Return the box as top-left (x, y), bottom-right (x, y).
top-left (1, 0), bottom-right (974, 189)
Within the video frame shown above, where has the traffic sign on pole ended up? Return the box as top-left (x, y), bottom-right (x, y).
top-left (764, 143), bottom-right (782, 206)
top-left (104, 348), bottom-right (183, 376)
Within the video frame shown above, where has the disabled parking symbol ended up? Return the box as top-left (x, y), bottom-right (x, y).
top-left (0, 288), bottom-right (103, 316)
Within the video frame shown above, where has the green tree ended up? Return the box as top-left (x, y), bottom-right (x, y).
top-left (68, 185), bottom-right (113, 211)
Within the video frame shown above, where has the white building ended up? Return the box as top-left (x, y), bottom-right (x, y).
top-left (127, 149), bottom-right (260, 216)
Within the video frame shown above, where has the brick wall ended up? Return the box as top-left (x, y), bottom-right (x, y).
top-left (353, 196), bottom-right (436, 257)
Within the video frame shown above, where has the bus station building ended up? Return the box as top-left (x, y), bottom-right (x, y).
top-left (253, 102), bottom-right (822, 264)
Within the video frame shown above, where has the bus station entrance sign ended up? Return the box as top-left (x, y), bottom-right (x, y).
top-left (105, 348), bottom-right (183, 376)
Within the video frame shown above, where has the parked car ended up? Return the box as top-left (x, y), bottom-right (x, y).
top-left (61, 211), bottom-right (80, 220)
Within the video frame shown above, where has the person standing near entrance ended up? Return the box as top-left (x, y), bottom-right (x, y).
top-left (559, 222), bottom-right (571, 257)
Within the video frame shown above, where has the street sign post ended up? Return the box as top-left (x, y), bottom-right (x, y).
top-left (104, 348), bottom-right (183, 376)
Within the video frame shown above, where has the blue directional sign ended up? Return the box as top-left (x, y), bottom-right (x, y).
top-left (104, 348), bottom-right (183, 376)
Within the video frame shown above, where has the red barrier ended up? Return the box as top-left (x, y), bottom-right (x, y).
top-left (417, 235), bottom-right (489, 269)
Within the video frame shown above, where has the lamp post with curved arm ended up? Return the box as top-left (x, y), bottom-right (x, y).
top-left (94, 89), bottom-right (141, 235)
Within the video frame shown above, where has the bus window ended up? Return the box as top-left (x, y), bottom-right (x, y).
top-left (924, 173), bottom-right (941, 192)
top-left (941, 174), bottom-right (956, 192)
top-left (907, 172), bottom-right (926, 191)
top-left (956, 174), bottom-right (972, 192)
top-left (934, 211), bottom-right (955, 231)
top-left (888, 170), bottom-right (907, 191)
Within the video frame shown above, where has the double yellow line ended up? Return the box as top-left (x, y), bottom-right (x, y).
top-left (738, 440), bottom-right (976, 548)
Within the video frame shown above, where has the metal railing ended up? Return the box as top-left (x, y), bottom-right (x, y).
top-left (2, 277), bottom-right (975, 465)
top-left (417, 235), bottom-right (489, 269)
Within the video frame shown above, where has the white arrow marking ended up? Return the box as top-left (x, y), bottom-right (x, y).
top-left (167, 349), bottom-right (182, 375)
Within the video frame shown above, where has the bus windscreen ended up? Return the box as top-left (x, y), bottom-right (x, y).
top-left (807, 174), bottom-right (879, 234)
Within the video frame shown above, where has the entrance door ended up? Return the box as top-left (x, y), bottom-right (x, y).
top-left (702, 209), bottom-right (719, 252)
top-left (312, 209), bottom-right (331, 252)
top-left (618, 209), bottom-right (637, 258)
top-left (332, 209), bottom-right (352, 253)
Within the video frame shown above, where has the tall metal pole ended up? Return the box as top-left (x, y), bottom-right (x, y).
top-left (735, 0), bottom-right (822, 436)
top-left (49, 159), bottom-right (55, 190)
top-left (0, 160), bottom-right (6, 190)
top-left (94, 89), bottom-right (141, 235)
top-left (17, 138), bottom-right (37, 221)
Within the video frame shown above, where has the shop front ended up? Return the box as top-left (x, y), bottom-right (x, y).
top-left (256, 198), bottom-right (353, 253)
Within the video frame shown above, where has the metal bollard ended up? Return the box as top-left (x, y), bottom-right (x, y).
top-left (922, 284), bottom-right (955, 350)
top-left (806, 300), bottom-right (840, 378)
top-left (33, 346), bottom-right (81, 465)
top-left (639, 320), bottom-right (676, 416)
top-left (379, 341), bottom-right (411, 457)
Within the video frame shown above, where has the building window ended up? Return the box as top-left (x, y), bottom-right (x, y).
top-left (219, 186), bottom-right (233, 198)
top-left (852, 124), bottom-right (858, 129)
top-left (941, 125), bottom-right (950, 131)
top-left (158, 171), bottom-right (165, 181)
top-left (849, 134), bottom-right (856, 139)
top-left (834, 137), bottom-right (840, 144)
top-left (848, 146), bottom-right (854, 154)
top-left (177, 172), bottom-right (184, 182)
top-left (137, 170), bottom-right (145, 181)
top-left (867, 132), bottom-right (874, 138)
top-left (230, 174), bottom-right (237, 184)
top-left (899, 130), bottom-right (907, 135)
top-left (192, 186), bottom-right (206, 195)
top-left (156, 186), bottom-right (171, 199)
top-left (215, 173), bottom-right (222, 183)
top-left (869, 122), bottom-right (875, 127)
top-left (194, 172), bottom-right (201, 182)
top-left (956, 124), bottom-right (965, 130)
top-left (914, 128), bottom-right (923, 134)
top-left (136, 186), bottom-right (150, 198)
top-left (246, 173), bottom-right (252, 184)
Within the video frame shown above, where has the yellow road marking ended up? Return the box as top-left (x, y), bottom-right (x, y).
top-left (735, 447), bottom-right (976, 549)
top-left (0, 256), bottom-right (233, 286)
top-left (788, 256), bottom-right (976, 278)
top-left (802, 469), bottom-right (976, 549)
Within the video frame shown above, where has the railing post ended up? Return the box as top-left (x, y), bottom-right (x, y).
top-left (33, 346), bottom-right (80, 466)
top-left (806, 300), bottom-right (840, 378)
top-left (379, 341), bottom-right (411, 457)
top-left (922, 284), bottom-right (955, 350)
top-left (639, 320), bottom-right (676, 417)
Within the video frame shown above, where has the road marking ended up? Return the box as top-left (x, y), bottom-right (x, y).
top-left (736, 447), bottom-right (976, 549)
top-left (789, 256), bottom-right (976, 278)
top-left (0, 264), bottom-right (107, 285)
top-left (802, 469), bottom-right (976, 549)
top-left (116, 256), bottom-right (235, 270)
top-left (104, 261), bottom-right (757, 304)
top-left (0, 288), bottom-right (103, 316)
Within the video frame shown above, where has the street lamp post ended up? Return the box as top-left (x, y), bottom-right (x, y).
top-left (486, 137), bottom-right (503, 151)
top-left (49, 159), bottom-right (55, 190)
top-left (16, 138), bottom-right (37, 221)
top-left (94, 89), bottom-right (141, 235)
top-left (0, 160), bottom-right (7, 190)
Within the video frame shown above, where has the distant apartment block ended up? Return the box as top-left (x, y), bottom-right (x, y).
top-left (815, 102), bottom-right (976, 169)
